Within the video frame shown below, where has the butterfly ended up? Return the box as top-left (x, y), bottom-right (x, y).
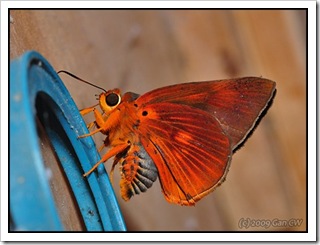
top-left (60, 71), bottom-right (276, 206)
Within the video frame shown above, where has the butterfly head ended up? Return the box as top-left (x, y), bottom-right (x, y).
top-left (98, 89), bottom-right (122, 114)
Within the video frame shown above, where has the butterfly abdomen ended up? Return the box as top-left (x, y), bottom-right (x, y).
top-left (118, 143), bottom-right (158, 201)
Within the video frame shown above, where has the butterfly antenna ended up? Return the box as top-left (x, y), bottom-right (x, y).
top-left (57, 70), bottom-right (107, 93)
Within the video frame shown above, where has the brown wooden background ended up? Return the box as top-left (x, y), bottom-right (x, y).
top-left (10, 10), bottom-right (306, 231)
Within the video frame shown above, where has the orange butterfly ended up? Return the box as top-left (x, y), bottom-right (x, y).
top-left (61, 72), bottom-right (276, 206)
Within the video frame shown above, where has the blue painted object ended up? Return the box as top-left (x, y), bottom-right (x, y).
top-left (10, 51), bottom-right (126, 231)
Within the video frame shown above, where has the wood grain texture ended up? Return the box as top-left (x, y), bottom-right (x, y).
top-left (10, 9), bottom-right (306, 231)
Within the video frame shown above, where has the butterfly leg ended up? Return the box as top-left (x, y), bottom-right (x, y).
top-left (98, 143), bottom-right (106, 152)
top-left (86, 122), bottom-right (96, 131)
top-left (83, 143), bottom-right (129, 177)
top-left (78, 108), bottom-right (108, 138)
top-left (97, 137), bottom-right (109, 153)
top-left (80, 104), bottom-right (105, 131)
top-left (80, 107), bottom-right (97, 129)
top-left (80, 103), bottom-right (99, 116)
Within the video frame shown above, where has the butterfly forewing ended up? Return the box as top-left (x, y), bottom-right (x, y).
top-left (138, 77), bottom-right (276, 149)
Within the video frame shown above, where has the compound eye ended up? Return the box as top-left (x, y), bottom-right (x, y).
top-left (106, 93), bottom-right (120, 107)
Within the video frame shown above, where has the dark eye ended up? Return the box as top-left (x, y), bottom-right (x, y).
top-left (106, 93), bottom-right (120, 106)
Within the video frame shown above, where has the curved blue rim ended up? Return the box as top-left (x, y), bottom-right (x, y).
top-left (10, 51), bottom-right (126, 231)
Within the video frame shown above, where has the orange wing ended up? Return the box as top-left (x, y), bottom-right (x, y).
top-left (133, 77), bottom-right (275, 205)
top-left (136, 102), bottom-right (231, 205)
top-left (138, 77), bottom-right (276, 149)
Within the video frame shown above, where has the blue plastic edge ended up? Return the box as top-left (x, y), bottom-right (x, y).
top-left (10, 51), bottom-right (126, 231)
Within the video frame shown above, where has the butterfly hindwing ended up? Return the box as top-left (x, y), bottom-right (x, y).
top-left (136, 102), bottom-right (231, 205)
